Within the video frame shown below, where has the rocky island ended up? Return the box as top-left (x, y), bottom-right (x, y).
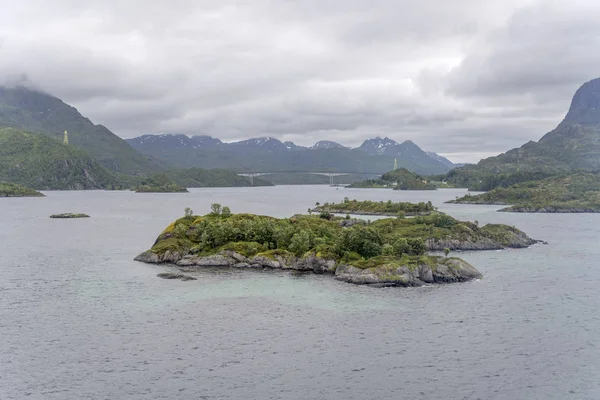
top-left (312, 199), bottom-right (437, 217)
top-left (50, 213), bottom-right (90, 218)
top-left (134, 204), bottom-right (539, 287)
top-left (447, 172), bottom-right (600, 212)
top-left (0, 182), bottom-right (44, 197)
top-left (348, 168), bottom-right (437, 190)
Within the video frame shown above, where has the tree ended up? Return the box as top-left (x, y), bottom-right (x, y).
top-left (210, 203), bottom-right (222, 215)
top-left (444, 248), bottom-right (451, 258)
top-left (221, 206), bottom-right (232, 218)
top-left (184, 207), bottom-right (193, 217)
top-left (406, 237), bottom-right (426, 255)
top-left (392, 238), bottom-right (410, 257)
top-left (344, 197), bottom-right (349, 204)
top-left (289, 230), bottom-right (311, 256)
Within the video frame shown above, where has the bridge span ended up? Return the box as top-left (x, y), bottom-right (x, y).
top-left (237, 171), bottom-right (380, 186)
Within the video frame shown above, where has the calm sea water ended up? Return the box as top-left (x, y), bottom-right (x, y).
top-left (1, 186), bottom-right (599, 399)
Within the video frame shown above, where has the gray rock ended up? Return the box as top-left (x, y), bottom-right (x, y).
top-left (195, 255), bottom-right (233, 266)
top-left (251, 255), bottom-right (281, 269)
top-left (157, 272), bottom-right (197, 281)
top-left (134, 251), bottom-right (160, 263)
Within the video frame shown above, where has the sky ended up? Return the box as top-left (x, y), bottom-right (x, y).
top-left (1, 0), bottom-right (599, 163)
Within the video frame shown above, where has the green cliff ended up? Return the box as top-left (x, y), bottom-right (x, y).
top-left (0, 128), bottom-right (125, 190)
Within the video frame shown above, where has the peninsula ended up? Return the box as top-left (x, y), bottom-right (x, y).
top-left (0, 182), bottom-right (44, 197)
top-left (134, 205), bottom-right (539, 287)
top-left (447, 172), bottom-right (600, 212)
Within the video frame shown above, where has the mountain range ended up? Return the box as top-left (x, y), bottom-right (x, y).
top-left (126, 134), bottom-right (458, 175)
top-left (447, 77), bottom-right (600, 187)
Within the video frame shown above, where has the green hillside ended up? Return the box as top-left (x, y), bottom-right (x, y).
top-left (448, 172), bottom-right (600, 212)
top-left (0, 127), bottom-right (123, 190)
top-left (0, 86), bottom-right (164, 175)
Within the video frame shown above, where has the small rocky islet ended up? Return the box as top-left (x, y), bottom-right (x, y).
top-left (135, 203), bottom-right (540, 287)
top-left (50, 213), bottom-right (90, 218)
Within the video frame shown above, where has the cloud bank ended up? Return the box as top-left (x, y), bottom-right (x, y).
top-left (1, 0), bottom-right (598, 162)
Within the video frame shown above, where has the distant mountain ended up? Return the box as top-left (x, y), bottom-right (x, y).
top-left (426, 152), bottom-right (464, 168)
top-left (0, 127), bottom-right (123, 190)
top-left (127, 134), bottom-right (452, 175)
top-left (447, 77), bottom-right (600, 187)
top-left (0, 86), bottom-right (164, 175)
top-left (358, 136), bottom-right (403, 155)
top-left (311, 140), bottom-right (345, 150)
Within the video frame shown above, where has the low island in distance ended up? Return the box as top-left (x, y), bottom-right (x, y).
top-left (134, 204), bottom-right (540, 287)
top-left (0, 182), bottom-right (44, 197)
top-left (312, 199), bottom-right (437, 217)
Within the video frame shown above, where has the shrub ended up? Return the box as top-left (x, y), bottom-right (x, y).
top-left (382, 243), bottom-right (394, 256)
top-left (289, 230), bottom-right (311, 256)
top-left (406, 237), bottom-right (426, 255)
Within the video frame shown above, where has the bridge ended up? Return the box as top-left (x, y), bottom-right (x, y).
top-left (237, 171), bottom-right (380, 186)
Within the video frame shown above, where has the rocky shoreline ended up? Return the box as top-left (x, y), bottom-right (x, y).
top-left (135, 250), bottom-right (482, 287)
top-left (499, 206), bottom-right (600, 213)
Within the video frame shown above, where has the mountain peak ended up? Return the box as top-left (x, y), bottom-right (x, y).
top-left (311, 140), bottom-right (345, 150)
top-left (561, 77), bottom-right (600, 128)
top-left (358, 136), bottom-right (402, 155)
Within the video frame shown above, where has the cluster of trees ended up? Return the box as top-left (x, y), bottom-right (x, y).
top-left (167, 205), bottom-right (428, 261)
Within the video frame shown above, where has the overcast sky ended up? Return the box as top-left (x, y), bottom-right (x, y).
top-left (1, 0), bottom-right (599, 162)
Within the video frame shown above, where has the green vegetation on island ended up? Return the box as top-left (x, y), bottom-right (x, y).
top-left (134, 175), bottom-right (188, 193)
top-left (0, 182), bottom-right (44, 197)
top-left (312, 198), bottom-right (436, 216)
top-left (448, 172), bottom-right (600, 212)
top-left (50, 213), bottom-right (90, 218)
top-left (134, 204), bottom-right (538, 287)
top-left (348, 168), bottom-right (436, 190)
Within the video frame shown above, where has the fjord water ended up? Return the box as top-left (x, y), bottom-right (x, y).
top-left (1, 186), bottom-right (599, 400)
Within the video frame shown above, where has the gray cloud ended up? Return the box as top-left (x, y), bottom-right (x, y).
top-left (0, 0), bottom-right (598, 163)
